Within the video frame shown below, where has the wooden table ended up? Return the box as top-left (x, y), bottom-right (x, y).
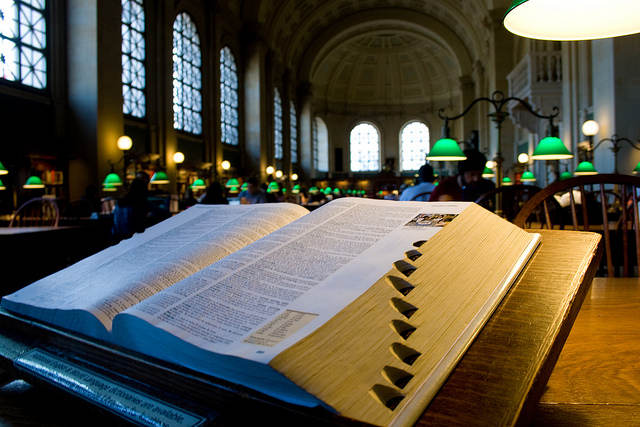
top-left (534, 277), bottom-right (640, 426)
top-left (0, 230), bottom-right (601, 426)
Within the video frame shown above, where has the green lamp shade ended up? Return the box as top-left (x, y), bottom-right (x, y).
top-left (333, 188), bottom-right (341, 195)
top-left (575, 161), bottom-right (598, 176)
top-left (309, 186), bottom-right (319, 194)
top-left (292, 184), bottom-right (301, 194)
top-left (103, 172), bottom-right (123, 186)
top-left (191, 178), bottom-right (206, 190)
top-left (0, 161), bottom-right (7, 175)
top-left (502, 177), bottom-right (513, 186)
top-left (482, 167), bottom-right (495, 178)
top-left (531, 137), bottom-right (573, 160)
top-left (633, 162), bottom-right (640, 175)
top-left (560, 171), bottom-right (573, 180)
top-left (23, 175), bottom-right (45, 189)
top-left (425, 138), bottom-right (467, 161)
top-left (150, 171), bottom-right (169, 184)
top-left (267, 182), bottom-right (280, 193)
top-left (0, 179), bottom-right (5, 190)
top-left (521, 171), bottom-right (536, 182)
top-left (102, 183), bottom-right (118, 192)
top-left (322, 188), bottom-right (331, 195)
top-left (241, 182), bottom-right (248, 191)
top-left (504, 0), bottom-right (640, 41)
top-left (225, 178), bottom-right (240, 188)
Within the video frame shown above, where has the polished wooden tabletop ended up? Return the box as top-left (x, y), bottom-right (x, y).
top-left (534, 277), bottom-right (640, 426)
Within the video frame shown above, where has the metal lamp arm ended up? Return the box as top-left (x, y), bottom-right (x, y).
top-left (438, 96), bottom-right (494, 121)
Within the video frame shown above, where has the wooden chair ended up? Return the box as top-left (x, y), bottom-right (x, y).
top-left (475, 184), bottom-right (542, 221)
top-left (9, 197), bottom-right (60, 228)
top-left (513, 174), bottom-right (640, 277)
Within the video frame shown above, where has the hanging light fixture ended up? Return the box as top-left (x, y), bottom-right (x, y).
top-left (150, 171), bottom-right (170, 184)
top-left (23, 176), bottom-right (45, 189)
top-left (504, 0), bottom-right (640, 41)
top-left (531, 136), bottom-right (573, 160)
top-left (574, 161), bottom-right (598, 175)
top-left (521, 171), bottom-right (537, 182)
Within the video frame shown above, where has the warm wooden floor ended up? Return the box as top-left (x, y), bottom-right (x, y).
top-left (533, 277), bottom-right (640, 426)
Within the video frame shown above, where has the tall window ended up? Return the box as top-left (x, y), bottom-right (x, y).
top-left (220, 46), bottom-right (238, 145)
top-left (273, 88), bottom-right (283, 159)
top-left (121, 0), bottom-right (146, 118)
top-left (350, 122), bottom-right (380, 172)
top-left (172, 12), bottom-right (202, 135)
top-left (290, 101), bottom-right (297, 163)
top-left (0, 0), bottom-right (47, 89)
top-left (313, 117), bottom-right (328, 172)
top-left (400, 121), bottom-right (430, 171)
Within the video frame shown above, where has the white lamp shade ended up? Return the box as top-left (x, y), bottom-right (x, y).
top-left (582, 120), bottom-right (600, 137)
top-left (504, 0), bottom-right (640, 41)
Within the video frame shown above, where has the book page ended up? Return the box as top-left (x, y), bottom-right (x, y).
top-left (2, 203), bottom-right (309, 335)
top-left (115, 199), bottom-right (469, 363)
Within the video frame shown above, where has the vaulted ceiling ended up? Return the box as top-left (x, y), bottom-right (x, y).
top-left (233, 0), bottom-right (513, 111)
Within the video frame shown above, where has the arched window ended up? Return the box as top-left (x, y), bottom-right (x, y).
top-left (273, 88), bottom-right (283, 159)
top-left (172, 12), bottom-right (202, 135)
top-left (350, 122), bottom-right (380, 172)
top-left (313, 117), bottom-right (328, 172)
top-left (219, 46), bottom-right (238, 145)
top-left (290, 101), bottom-right (297, 163)
top-left (122, 0), bottom-right (146, 118)
top-left (0, 0), bottom-right (47, 89)
top-left (400, 121), bottom-right (430, 171)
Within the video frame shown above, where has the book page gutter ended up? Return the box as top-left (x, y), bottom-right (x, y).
top-left (123, 199), bottom-right (470, 363)
top-left (3, 203), bottom-right (309, 331)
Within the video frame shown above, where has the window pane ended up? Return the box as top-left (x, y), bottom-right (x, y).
top-left (121, 0), bottom-right (146, 118)
top-left (0, 0), bottom-right (47, 89)
top-left (219, 46), bottom-right (238, 145)
top-left (290, 101), bottom-right (297, 163)
top-left (400, 121), bottom-right (430, 171)
top-left (350, 123), bottom-right (380, 172)
top-left (274, 88), bottom-right (283, 159)
top-left (172, 12), bottom-right (202, 135)
top-left (313, 117), bottom-right (328, 172)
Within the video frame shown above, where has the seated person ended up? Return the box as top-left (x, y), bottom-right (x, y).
top-left (430, 149), bottom-right (495, 202)
top-left (399, 163), bottom-right (437, 201)
top-left (238, 177), bottom-right (266, 204)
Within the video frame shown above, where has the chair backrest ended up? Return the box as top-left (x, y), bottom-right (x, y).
top-left (475, 184), bottom-right (542, 221)
top-left (9, 197), bottom-right (60, 228)
top-left (513, 174), bottom-right (640, 277)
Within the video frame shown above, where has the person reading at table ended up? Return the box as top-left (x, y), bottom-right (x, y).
top-left (238, 177), bottom-right (266, 204)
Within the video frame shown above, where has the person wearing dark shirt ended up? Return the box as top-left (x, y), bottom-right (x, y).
top-left (199, 182), bottom-right (229, 205)
top-left (430, 149), bottom-right (495, 202)
top-left (399, 163), bottom-right (436, 201)
top-left (112, 173), bottom-right (150, 240)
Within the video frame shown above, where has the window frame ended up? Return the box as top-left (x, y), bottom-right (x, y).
top-left (0, 0), bottom-right (50, 92)
top-left (121, 0), bottom-right (147, 119)
top-left (273, 87), bottom-right (283, 160)
top-left (219, 45), bottom-right (239, 146)
top-left (171, 11), bottom-right (203, 136)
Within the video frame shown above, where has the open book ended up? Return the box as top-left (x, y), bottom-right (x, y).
top-left (1, 198), bottom-right (540, 426)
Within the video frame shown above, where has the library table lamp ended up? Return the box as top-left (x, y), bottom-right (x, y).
top-left (23, 176), bottom-right (45, 189)
top-left (103, 172), bottom-right (123, 187)
top-left (560, 171), bottom-right (574, 181)
top-left (150, 171), bottom-right (170, 185)
top-left (521, 171), bottom-right (536, 182)
top-left (102, 183), bottom-right (118, 192)
top-left (502, 177), bottom-right (514, 186)
top-left (634, 162), bottom-right (640, 174)
top-left (504, 0), bottom-right (640, 40)
top-left (482, 167), bottom-right (495, 178)
top-left (0, 179), bottom-right (5, 190)
top-left (575, 161), bottom-right (598, 176)
top-left (0, 161), bottom-right (8, 175)
top-left (425, 123), bottom-right (466, 161)
top-left (190, 179), bottom-right (206, 190)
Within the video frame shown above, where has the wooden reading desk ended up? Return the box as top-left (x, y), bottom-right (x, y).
top-left (0, 230), bottom-right (601, 426)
